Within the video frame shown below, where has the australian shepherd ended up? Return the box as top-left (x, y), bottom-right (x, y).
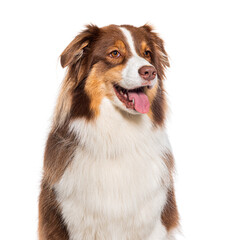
top-left (39, 24), bottom-right (179, 240)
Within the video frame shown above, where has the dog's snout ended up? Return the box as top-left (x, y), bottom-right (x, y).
top-left (138, 66), bottom-right (157, 81)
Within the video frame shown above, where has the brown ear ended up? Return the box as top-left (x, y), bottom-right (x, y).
top-left (141, 24), bottom-right (170, 80)
top-left (60, 24), bottom-right (99, 68)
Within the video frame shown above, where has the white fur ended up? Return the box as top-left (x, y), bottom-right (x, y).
top-left (120, 27), bottom-right (157, 90)
top-left (55, 98), bottom-right (173, 240)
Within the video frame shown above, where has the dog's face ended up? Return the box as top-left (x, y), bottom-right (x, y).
top-left (60, 24), bottom-right (169, 121)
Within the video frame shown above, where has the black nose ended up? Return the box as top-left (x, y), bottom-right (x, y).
top-left (138, 66), bottom-right (157, 81)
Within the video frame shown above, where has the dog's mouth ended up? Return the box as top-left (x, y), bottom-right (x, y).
top-left (113, 84), bottom-right (151, 114)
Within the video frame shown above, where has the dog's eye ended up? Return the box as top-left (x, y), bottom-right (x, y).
top-left (144, 50), bottom-right (151, 57)
top-left (110, 50), bottom-right (121, 58)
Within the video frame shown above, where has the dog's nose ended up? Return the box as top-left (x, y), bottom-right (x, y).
top-left (138, 66), bottom-right (157, 81)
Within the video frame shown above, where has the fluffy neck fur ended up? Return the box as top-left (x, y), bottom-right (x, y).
top-left (69, 97), bottom-right (170, 159)
top-left (54, 97), bottom-right (172, 240)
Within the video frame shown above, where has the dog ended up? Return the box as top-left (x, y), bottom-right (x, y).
top-left (38, 24), bottom-right (179, 240)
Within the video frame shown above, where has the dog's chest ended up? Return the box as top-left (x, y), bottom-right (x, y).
top-left (55, 99), bottom-right (171, 240)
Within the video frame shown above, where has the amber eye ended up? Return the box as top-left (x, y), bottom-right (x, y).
top-left (110, 50), bottom-right (121, 58)
top-left (144, 50), bottom-right (151, 57)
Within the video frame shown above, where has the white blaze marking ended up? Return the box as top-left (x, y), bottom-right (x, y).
top-left (119, 27), bottom-right (138, 55)
top-left (118, 27), bottom-right (155, 90)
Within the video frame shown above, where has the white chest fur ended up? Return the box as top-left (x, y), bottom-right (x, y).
top-left (55, 98), bottom-right (172, 240)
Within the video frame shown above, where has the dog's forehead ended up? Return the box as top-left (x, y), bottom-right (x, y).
top-left (97, 25), bottom-right (149, 52)
top-left (120, 25), bottom-right (149, 44)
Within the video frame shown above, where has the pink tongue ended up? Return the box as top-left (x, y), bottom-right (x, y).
top-left (128, 91), bottom-right (150, 114)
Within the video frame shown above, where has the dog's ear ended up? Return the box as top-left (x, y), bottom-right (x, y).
top-left (141, 24), bottom-right (170, 80)
top-left (60, 24), bottom-right (99, 68)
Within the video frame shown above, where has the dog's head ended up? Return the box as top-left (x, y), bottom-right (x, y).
top-left (56, 24), bottom-right (169, 126)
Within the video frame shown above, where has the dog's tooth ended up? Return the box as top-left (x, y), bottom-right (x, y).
top-left (132, 99), bottom-right (135, 104)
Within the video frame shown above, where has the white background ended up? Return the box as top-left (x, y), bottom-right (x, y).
top-left (0, 0), bottom-right (233, 239)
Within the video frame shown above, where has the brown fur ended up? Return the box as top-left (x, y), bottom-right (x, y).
top-left (43, 126), bottom-right (79, 185)
top-left (161, 153), bottom-right (180, 231)
top-left (151, 79), bottom-right (168, 126)
top-left (84, 63), bottom-right (127, 116)
top-left (55, 25), bottom-right (100, 126)
top-left (39, 126), bottom-right (78, 239)
top-left (39, 181), bottom-right (69, 240)
top-left (161, 185), bottom-right (180, 232)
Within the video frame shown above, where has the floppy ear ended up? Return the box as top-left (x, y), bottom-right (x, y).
top-left (60, 41), bottom-right (88, 68)
top-left (141, 24), bottom-right (170, 80)
top-left (60, 24), bottom-right (99, 68)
